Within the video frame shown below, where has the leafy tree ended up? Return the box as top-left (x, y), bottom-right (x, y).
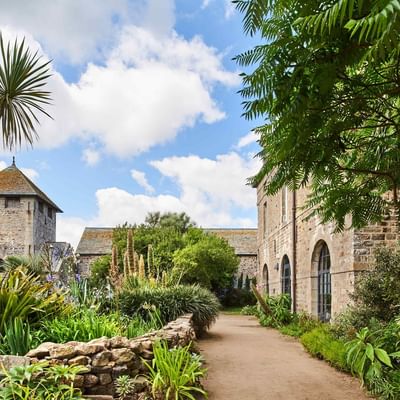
top-left (172, 230), bottom-right (239, 291)
top-left (235, 0), bottom-right (400, 230)
top-left (145, 211), bottom-right (195, 233)
top-left (0, 34), bottom-right (51, 150)
top-left (89, 255), bottom-right (111, 288)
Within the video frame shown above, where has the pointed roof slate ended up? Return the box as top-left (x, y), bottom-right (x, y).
top-left (76, 227), bottom-right (114, 255)
top-left (0, 162), bottom-right (62, 212)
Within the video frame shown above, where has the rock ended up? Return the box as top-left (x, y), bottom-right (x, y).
top-left (141, 340), bottom-right (153, 351)
top-left (84, 374), bottom-right (99, 388)
top-left (132, 375), bottom-right (148, 391)
top-left (111, 348), bottom-right (135, 364)
top-left (26, 342), bottom-right (56, 358)
top-left (140, 350), bottom-right (153, 360)
top-left (76, 343), bottom-right (105, 356)
top-left (73, 374), bottom-right (84, 388)
top-left (88, 337), bottom-right (111, 349)
top-left (98, 373), bottom-right (112, 385)
top-left (68, 355), bottom-right (91, 366)
top-left (109, 336), bottom-right (130, 348)
top-left (128, 341), bottom-right (143, 354)
top-left (91, 351), bottom-right (113, 367)
top-left (49, 344), bottom-right (77, 360)
top-left (0, 355), bottom-right (30, 370)
top-left (91, 364), bottom-right (114, 373)
top-left (112, 365), bottom-right (129, 378)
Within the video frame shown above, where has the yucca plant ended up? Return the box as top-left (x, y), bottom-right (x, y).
top-left (0, 267), bottom-right (67, 335)
top-left (0, 33), bottom-right (52, 150)
top-left (144, 341), bottom-right (207, 400)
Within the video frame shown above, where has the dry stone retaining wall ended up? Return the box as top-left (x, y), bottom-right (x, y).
top-left (0, 315), bottom-right (195, 398)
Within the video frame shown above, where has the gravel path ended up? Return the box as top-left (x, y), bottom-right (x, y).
top-left (198, 314), bottom-right (370, 400)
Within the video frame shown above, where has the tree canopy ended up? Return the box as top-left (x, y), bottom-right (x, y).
top-left (0, 34), bottom-right (52, 150)
top-left (235, 0), bottom-right (400, 230)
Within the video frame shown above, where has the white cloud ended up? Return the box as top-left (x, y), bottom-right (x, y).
top-left (7, 25), bottom-right (238, 158)
top-left (82, 149), bottom-right (101, 166)
top-left (236, 131), bottom-right (258, 149)
top-left (131, 169), bottom-right (155, 194)
top-left (58, 152), bottom-right (260, 248)
top-left (57, 217), bottom-right (88, 252)
top-left (0, 0), bottom-right (142, 64)
top-left (225, 0), bottom-right (236, 19)
top-left (202, 0), bottom-right (211, 9)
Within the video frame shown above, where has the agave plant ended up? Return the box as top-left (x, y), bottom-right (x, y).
top-left (0, 33), bottom-right (52, 150)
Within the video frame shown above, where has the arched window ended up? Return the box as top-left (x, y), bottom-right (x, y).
top-left (263, 264), bottom-right (269, 295)
top-left (318, 243), bottom-right (331, 322)
top-left (281, 255), bottom-right (291, 296)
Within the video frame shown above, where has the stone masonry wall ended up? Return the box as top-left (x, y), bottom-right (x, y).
top-left (1, 315), bottom-right (195, 398)
top-left (33, 200), bottom-right (56, 253)
top-left (0, 196), bottom-right (34, 259)
top-left (237, 255), bottom-right (258, 280)
top-left (257, 175), bottom-right (400, 320)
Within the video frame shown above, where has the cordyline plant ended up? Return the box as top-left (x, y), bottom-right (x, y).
top-left (0, 33), bottom-right (52, 150)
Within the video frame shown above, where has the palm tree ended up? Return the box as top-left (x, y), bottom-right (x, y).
top-left (0, 34), bottom-right (52, 150)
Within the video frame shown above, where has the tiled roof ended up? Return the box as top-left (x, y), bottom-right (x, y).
top-left (76, 227), bottom-right (114, 255)
top-left (0, 162), bottom-right (62, 212)
top-left (75, 227), bottom-right (258, 257)
top-left (205, 228), bottom-right (257, 255)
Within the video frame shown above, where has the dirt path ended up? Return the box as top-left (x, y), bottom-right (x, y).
top-left (198, 314), bottom-right (370, 400)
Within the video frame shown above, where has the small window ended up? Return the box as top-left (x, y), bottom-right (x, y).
top-left (281, 186), bottom-right (288, 223)
top-left (281, 255), bottom-right (291, 296)
top-left (38, 201), bottom-right (44, 213)
top-left (5, 197), bottom-right (20, 208)
top-left (48, 207), bottom-right (53, 219)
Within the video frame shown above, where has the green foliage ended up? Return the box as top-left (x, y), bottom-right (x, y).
top-left (0, 267), bottom-right (67, 335)
top-left (115, 375), bottom-right (138, 400)
top-left (345, 326), bottom-right (399, 385)
top-left (89, 255), bottom-right (111, 288)
top-left (351, 247), bottom-right (400, 322)
top-left (0, 361), bottom-right (86, 399)
top-left (39, 308), bottom-right (124, 343)
top-left (144, 341), bottom-right (207, 400)
top-left (0, 318), bottom-right (34, 356)
top-left (172, 230), bottom-right (239, 291)
top-left (145, 211), bottom-right (196, 233)
top-left (0, 34), bottom-right (52, 150)
top-left (368, 370), bottom-right (400, 400)
top-left (125, 306), bottom-right (163, 339)
top-left (301, 326), bottom-right (349, 371)
top-left (2, 255), bottom-right (44, 276)
top-left (259, 294), bottom-right (293, 327)
top-left (240, 304), bottom-right (259, 316)
top-left (119, 285), bottom-right (220, 335)
top-left (279, 313), bottom-right (322, 338)
top-left (219, 288), bottom-right (256, 308)
top-left (235, 0), bottom-right (400, 229)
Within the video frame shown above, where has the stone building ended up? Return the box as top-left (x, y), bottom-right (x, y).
top-left (76, 227), bottom-right (114, 276)
top-left (205, 229), bottom-right (258, 283)
top-left (76, 227), bottom-right (258, 280)
top-left (0, 160), bottom-right (62, 261)
top-left (257, 175), bottom-right (400, 321)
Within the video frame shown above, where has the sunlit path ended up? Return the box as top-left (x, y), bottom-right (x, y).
top-left (199, 314), bottom-right (370, 400)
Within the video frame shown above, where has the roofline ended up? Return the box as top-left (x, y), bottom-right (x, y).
top-left (204, 228), bottom-right (257, 231)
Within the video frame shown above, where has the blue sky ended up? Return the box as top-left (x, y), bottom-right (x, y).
top-left (0, 0), bottom-right (261, 247)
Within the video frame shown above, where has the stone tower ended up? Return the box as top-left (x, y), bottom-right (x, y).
top-left (0, 159), bottom-right (62, 260)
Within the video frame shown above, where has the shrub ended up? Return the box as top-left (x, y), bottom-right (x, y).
top-left (351, 247), bottom-right (400, 323)
top-left (368, 370), bottom-right (400, 400)
top-left (0, 361), bottom-right (86, 399)
top-left (301, 326), bottom-right (348, 371)
top-left (218, 287), bottom-right (256, 308)
top-left (257, 294), bottom-right (293, 328)
top-left (241, 305), bottom-right (259, 316)
top-left (144, 341), bottom-right (207, 400)
top-left (119, 285), bottom-right (219, 335)
top-left (280, 313), bottom-right (322, 338)
top-left (0, 268), bottom-right (67, 335)
top-left (89, 255), bottom-right (111, 288)
top-left (0, 318), bottom-right (36, 356)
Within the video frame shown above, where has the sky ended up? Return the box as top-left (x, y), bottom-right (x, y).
top-left (0, 0), bottom-right (262, 248)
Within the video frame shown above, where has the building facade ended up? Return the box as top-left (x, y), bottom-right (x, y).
top-left (257, 175), bottom-right (400, 321)
top-left (76, 227), bottom-right (258, 280)
top-left (0, 160), bottom-right (62, 261)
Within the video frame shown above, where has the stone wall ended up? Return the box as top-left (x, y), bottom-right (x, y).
top-left (0, 196), bottom-right (56, 260)
top-left (237, 255), bottom-right (258, 280)
top-left (78, 254), bottom-right (101, 277)
top-left (0, 196), bottom-right (34, 259)
top-left (257, 176), bottom-right (400, 320)
top-left (1, 315), bottom-right (195, 398)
